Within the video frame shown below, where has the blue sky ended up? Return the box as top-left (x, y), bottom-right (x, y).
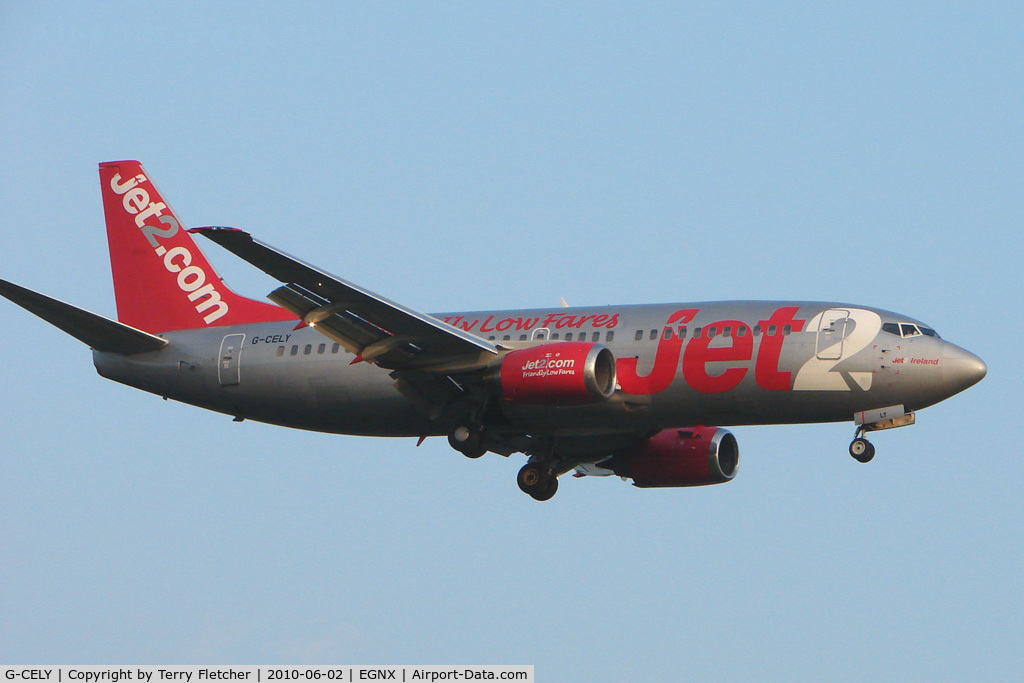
top-left (1, 2), bottom-right (1021, 679)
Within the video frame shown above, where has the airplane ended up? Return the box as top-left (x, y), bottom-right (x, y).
top-left (0, 160), bottom-right (987, 501)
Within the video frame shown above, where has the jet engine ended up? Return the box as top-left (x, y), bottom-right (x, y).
top-left (484, 342), bottom-right (617, 405)
top-left (612, 426), bottom-right (739, 487)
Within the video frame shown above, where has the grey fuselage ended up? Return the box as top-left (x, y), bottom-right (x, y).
top-left (93, 300), bottom-right (986, 440)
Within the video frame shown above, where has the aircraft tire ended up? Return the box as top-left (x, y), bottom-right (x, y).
top-left (448, 425), bottom-right (483, 456)
top-left (850, 438), bottom-right (875, 463)
top-left (529, 475), bottom-right (558, 502)
top-left (517, 463), bottom-right (550, 496)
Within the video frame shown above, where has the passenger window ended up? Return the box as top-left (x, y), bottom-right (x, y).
top-left (519, 334), bottom-right (527, 341)
top-left (290, 345), bottom-right (298, 356)
top-left (753, 325), bottom-right (762, 336)
top-left (606, 331), bottom-right (614, 342)
top-left (592, 332), bottom-right (600, 342)
top-left (565, 332), bottom-right (573, 341)
top-left (551, 333), bottom-right (559, 340)
top-left (693, 327), bottom-right (702, 338)
top-left (663, 328), bottom-right (673, 340)
top-left (678, 326), bottom-right (687, 339)
top-left (634, 330), bottom-right (643, 341)
top-left (708, 326), bottom-right (717, 338)
top-left (503, 335), bottom-right (511, 341)
top-left (276, 346), bottom-right (285, 357)
top-left (736, 326), bottom-right (746, 337)
top-left (768, 325), bottom-right (777, 336)
top-left (723, 326), bottom-right (732, 338)
top-left (488, 336), bottom-right (496, 341)
top-left (331, 343), bottom-right (340, 353)
top-left (783, 325), bottom-right (791, 336)
top-left (304, 344), bottom-right (312, 355)
top-left (649, 329), bottom-right (658, 341)
top-left (318, 343), bottom-right (326, 354)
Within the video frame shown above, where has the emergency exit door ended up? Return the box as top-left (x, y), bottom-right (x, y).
top-left (815, 309), bottom-right (849, 361)
top-left (218, 334), bottom-right (245, 386)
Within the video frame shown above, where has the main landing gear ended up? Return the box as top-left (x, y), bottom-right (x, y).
top-left (448, 424), bottom-right (486, 459)
top-left (517, 462), bottom-right (558, 502)
top-left (446, 423), bottom-right (562, 501)
top-left (447, 427), bottom-right (561, 501)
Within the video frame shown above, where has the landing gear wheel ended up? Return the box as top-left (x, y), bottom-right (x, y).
top-left (531, 475), bottom-right (558, 502)
top-left (517, 463), bottom-right (557, 500)
top-left (862, 442), bottom-right (876, 463)
top-left (448, 425), bottom-right (486, 459)
top-left (849, 437), bottom-right (875, 463)
top-left (517, 463), bottom-right (547, 492)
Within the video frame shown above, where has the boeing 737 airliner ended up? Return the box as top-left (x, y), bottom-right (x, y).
top-left (0, 161), bottom-right (987, 500)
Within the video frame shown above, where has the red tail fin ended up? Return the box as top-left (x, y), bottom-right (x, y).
top-left (99, 160), bottom-right (295, 333)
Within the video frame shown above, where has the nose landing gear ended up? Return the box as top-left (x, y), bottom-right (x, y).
top-left (848, 405), bottom-right (916, 463)
top-left (849, 435), bottom-right (875, 463)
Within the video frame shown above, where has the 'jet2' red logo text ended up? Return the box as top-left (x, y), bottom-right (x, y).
top-left (618, 307), bottom-right (806, 395)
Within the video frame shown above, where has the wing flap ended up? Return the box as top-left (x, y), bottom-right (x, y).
top-left (0, 279), bottom-right (168, 355)
top-left (268, 283), bottom-right (394, 352)
top-left (191, 227), bottom-right (499, 369)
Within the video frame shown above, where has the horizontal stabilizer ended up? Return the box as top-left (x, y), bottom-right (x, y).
top-left (0, 279), bottom-right (168, 355)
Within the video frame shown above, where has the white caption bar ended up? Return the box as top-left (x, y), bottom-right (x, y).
top-left (1, 668), bottom-right (533, 683)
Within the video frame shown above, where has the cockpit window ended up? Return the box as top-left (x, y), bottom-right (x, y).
top-left (883, 322), bottom-right (942, 339)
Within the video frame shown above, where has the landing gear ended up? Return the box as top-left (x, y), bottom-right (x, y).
top-left (448, 425), bottom-right (486, 459)
top-left (846, 407), bottom-right (916, 464)
top-left (517, 462), bottom-right (558, 501)
top-left (849, 437), bottom-right (875, 463)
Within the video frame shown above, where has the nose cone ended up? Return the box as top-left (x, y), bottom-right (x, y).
top-left (943, 344), bottom-right (987, 395)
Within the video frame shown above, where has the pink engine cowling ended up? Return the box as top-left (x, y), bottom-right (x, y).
top-left (615, 426), bottom-right (739, 487)
top-left (485, 342), bottom-right (617, 405)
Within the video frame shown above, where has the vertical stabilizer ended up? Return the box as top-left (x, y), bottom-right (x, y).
top-left (99, 160), bottom-right (294, 333)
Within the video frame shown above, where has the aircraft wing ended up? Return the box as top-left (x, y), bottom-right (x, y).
top-left (191, 227), bottom-right (499, 370)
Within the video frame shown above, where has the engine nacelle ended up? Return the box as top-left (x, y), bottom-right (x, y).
top-left (485, 342), bottom-right (617, 405)
top-left (614, 427), bottom-right (739, 487)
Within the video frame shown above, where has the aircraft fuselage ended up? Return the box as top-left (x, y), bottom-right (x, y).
top-left (93, 300), bottom-right (985, 439)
